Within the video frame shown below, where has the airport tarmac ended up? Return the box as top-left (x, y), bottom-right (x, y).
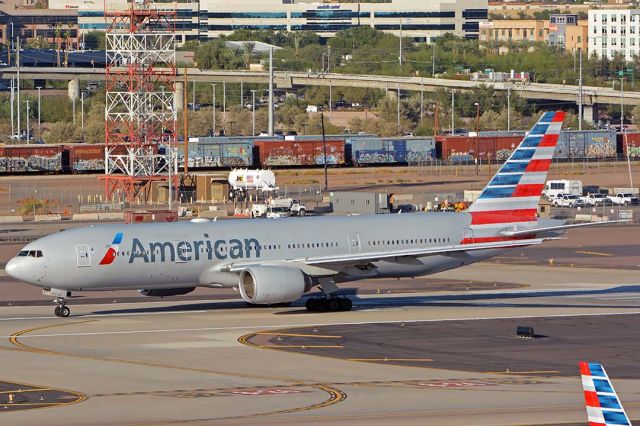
top-left (0, 225), bottom-right (639, 425)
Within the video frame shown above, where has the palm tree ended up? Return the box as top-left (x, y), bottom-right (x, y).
top-left (63, 24), bottom-right (72, 67)
top-left (54, 24), bottom-right (62, 67)
top-left (242, 41), bottom-right (256, 70)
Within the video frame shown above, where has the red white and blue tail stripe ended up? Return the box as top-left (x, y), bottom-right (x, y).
top-left (580, 361), bottom-right (631, 426)
top-left (466, 111), bottom-right (565, 240)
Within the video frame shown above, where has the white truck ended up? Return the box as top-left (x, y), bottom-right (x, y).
top-left (251, 198), bottom-right (307, 218)
top-left (581, 193), bottom-right (612, 207)
top-left (552, 194), bottom-right (585, 208)
top-left (608, 193), bottom-right (639, 206)
top-left (543, 180), bottom-right (582, 199)
top-left (269, 198), bottom-right (307, 216)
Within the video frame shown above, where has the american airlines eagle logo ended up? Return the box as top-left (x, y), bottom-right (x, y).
top-left (99, 232), bottom-right (124, 265)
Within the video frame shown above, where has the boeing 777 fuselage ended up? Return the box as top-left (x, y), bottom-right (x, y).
top-left (4, 111), bottom-right (611, 317)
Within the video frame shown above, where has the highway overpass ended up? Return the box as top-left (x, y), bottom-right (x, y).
top-left (2, 66), bottom-right (638, 122)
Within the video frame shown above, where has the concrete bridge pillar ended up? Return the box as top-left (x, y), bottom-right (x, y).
top-left (583, 103), bottom-right (599, 125)
top-left (174, 81), bottom-right (184, 112)
top-left (385, 88), bottom-right (398, 101)
top-left (68, 79), bottom-right (80, 101)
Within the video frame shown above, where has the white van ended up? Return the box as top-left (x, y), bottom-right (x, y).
top-left (543, 180), bottom-right (582, 199)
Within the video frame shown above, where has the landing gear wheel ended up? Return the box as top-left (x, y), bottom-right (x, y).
top-left (327, 297), bottom-right (341, 312)
top-left (339, 298), bottom-right (353, 311)
top-left (54, 305), bottom-right (70, 317)
top-left (305, 298), bottom-right (317, 311)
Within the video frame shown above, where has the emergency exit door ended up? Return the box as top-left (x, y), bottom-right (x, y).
top-left (75, 244), bottom-right (91, 267)
top-left (347, 233), bottom-right (361, 254)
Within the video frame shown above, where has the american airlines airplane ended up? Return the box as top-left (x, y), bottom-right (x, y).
top-left (4, 111), bottom-right (611, 317)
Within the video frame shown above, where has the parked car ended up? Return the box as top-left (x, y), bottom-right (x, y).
top-left (266, 206), bottom-right (290, 219)
top-left (581, 193), bottom-right (613, 207)
top-left (552, 194), bottom-right (585, 208)
top-left (608, 193), bottom-right (639, 206)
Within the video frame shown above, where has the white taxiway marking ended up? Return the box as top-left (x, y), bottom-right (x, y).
top-left (3, 311), bottom-right (640, 340)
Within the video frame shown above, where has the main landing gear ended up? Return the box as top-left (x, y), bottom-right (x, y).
top-left (53, 298), bottom-right (70, 317)
top-left (305, 296), bottom-right (352, 312)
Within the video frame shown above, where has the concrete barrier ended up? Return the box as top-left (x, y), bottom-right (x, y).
top-left (34, 214), bottom-right (62, 222)
top-left (98, 212), bottom-right (125, 221)
top-left (198, 210), bottom-right (228, 219)
top-left (72, 213), bottom-right (100, 221)
top-left (0, 216), bottom-right (24, 223)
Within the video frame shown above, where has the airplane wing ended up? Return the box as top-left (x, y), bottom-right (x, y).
top-left (499, 220), bottom-right (629, 237)
top-left (222, 237), bottom-right (550, 274)
top-left (580, 361), bottom-right (631, 426)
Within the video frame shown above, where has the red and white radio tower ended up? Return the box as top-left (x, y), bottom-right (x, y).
top-left (101, 0), bottom-right (177, 204)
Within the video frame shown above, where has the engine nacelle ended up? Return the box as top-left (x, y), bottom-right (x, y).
top-left (239, 266), bottom-right (307, 305)
top-left (138, 287), bottom-right (196, 297)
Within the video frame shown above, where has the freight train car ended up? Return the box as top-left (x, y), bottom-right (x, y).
top-left (437, 136), bottom-right (522, 163)
top-left (63, 143), bottom-right (106, 172)
top-left (176, 139), bottom-right (253, 169)
top-left (556, 130), bottom-right (616, 159)
top-left (0, 144), bottom-right (64, 173)
top-left (617, 132), bottom-right (640, 159)
top-left (347, 137), bottom-right (436, 166)
top-left (253, 139), bottom-right (345, 166)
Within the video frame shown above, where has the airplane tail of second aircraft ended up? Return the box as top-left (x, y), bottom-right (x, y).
top-left (580, 361), bottom-right (632, 426)
top-left (465, 111), bottom-right (565, 242)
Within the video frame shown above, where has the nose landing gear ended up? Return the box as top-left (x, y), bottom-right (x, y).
top-left (53, 298), bottom-right (70, 317)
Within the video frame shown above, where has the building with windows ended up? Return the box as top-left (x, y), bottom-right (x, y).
top-left (548, 14), bottom-right (588, 53)
top-left (0, 6), bottom-right (78, 49)
top-left (588, 9), bottom-right (640, 61)
top-left (48, 0), bottom-right (487, 43)
top-left (479, 19), bottom-right (549, 45)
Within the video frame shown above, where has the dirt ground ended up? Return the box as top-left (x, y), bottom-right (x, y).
top-left (0, 161), bottom-right (637, 215)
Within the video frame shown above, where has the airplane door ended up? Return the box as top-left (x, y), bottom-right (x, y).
top-left (462, 228), bottom-right (474, 244)
top-left (75, 244), bottom-right (91, 267)
top-left (346, 233), bottom-right (361, 254)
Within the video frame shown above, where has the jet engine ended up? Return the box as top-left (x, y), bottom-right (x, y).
top-left (138, 287), bottom-right (196, 297)
top-left (239, 266), bottom-right (309, 305)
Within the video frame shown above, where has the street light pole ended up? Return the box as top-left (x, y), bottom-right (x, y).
top-left (26, 99), bottom-right (30, 143)
top-left (507, 87), bottom-right (511, 131)
top-left (450, 90), bottom-right (455, 136)
top-left (36, 86), bottom-right (41, 140)
top-left (251, 90), bottom-right (257, 136)
top-left (16, 37), bottom-right (20, 139)
top-left (211, 83), bottom-right (216, 137)
top-left (397, 84), bottom-right (401, 133)
top-left (321, 112), bottom-right (328, 191)
top-left (81, 92), bottom-right (85, 140)
top-left (10, 78), bottom-right (14, 138)
top-left (578, 47), bottom-right (583, 131)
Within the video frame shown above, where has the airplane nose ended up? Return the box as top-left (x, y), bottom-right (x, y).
top-left (5, 257), bottom-right (26, 281)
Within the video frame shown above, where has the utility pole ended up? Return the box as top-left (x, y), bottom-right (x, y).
top-left (268, 46), bottom-right (274, 136)
top-left (399, 20), bottom-right (403, 69)
top-left (81, 92), bottom-right (85, 140)
top-left (251, 89), bottom-right (257, 136)
top-left (321, 112), bottom-right (328, 191)
top-left (26, 99), bottom-right (30, 143)
top-left (329, 81), bottom-right (332, 118)
top-left (507, 87), bottom-right (511, 131)
top-left (578, 47), bottom-right (583, 131)
top-left (10, 78), bottom-right (14, 138)
top-left (327, 45), bottom-right (331, 73)
top-left (450, 90), bottom-right (455, 136)
top-left (240, 80), bottom-right (243, 107)
top-left (432, 43), bottom-right (436, 77)
top-left (420, 79), bottom-right (424, 123)
top-left (222, 81), bottom-right (226, 126)
top-left (192, 80), bottom-right (195, 111)
top-left (211, 83), bottom-right (216, 137)
top-left (37, 86), bottom-right (41, 140)
top-left (621, 75), bottom-right (624, 131)
top-left (397, 84), bottom-right (401, 133)
top-left (16, 37), bottom-right (20, 138)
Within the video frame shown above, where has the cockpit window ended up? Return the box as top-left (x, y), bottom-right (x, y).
top-left (17, 250), bottom-right (43, 258)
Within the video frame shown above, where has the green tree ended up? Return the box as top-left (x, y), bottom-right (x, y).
top-left (43, 122), bottom-right (80, 144)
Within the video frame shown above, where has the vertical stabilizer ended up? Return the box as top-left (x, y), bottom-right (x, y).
top-left (580, 361), bottom-right (631, 426)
